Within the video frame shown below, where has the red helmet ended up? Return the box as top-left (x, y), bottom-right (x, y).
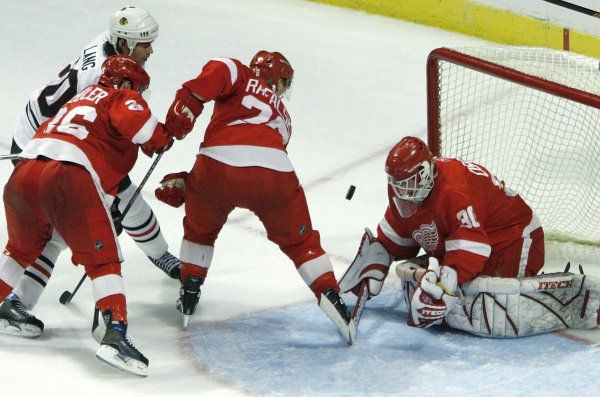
top-left (98, 55), bottom-right (150, 92)
top-left (250, 50), bottom-right (294, 96)
top-left (385, 136), bottom-right (435, 202)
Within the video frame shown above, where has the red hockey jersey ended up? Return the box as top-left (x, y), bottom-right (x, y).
top-left (376, 158), bottom-right (542, 284)
top-left (182, 58), bottom-right (294, 172)
top-left (20, 84), bottom-right (164, 198)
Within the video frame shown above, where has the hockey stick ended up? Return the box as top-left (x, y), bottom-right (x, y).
top-left (348, 257), bottom-right (428, 336)
top-left (59, 273), bottom-right (87, 304)
top-left (351, 280), bottom-right (369, 329)
top-left (395, 264), bottom-right (426, 282)
top-left (59, 148), bottom-right (169, 305)
top-left (0, 154), bottom-right (19, 161)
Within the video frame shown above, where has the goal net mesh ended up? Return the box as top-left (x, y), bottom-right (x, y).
top-left (429, 46), bottom-right (600, 257)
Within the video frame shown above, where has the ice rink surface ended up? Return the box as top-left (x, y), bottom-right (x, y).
top-left (0, 1), bottom-right (598, 396)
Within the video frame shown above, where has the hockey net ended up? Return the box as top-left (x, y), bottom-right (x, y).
top-left (427, 46), bottom-right (600, 262)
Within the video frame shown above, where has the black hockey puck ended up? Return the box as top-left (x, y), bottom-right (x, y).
top-left (345, 185), bottom-right (356, 200)
top-left (59, 291), bottom-right (72, 305)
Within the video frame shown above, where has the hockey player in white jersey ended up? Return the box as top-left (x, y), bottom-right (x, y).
top-left (2, 7), bottom-right (179, 322)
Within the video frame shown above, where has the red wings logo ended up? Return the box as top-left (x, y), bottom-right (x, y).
top-left (412, 221), bottom-right (439, 253)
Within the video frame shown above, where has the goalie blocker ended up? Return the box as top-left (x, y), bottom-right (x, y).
top-left (396, 260), bottom-right (600, 338)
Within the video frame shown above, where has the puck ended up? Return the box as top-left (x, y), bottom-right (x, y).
top-left (59, 291), bottom-right (72, 305)
top-left (345, 185), bottom-right (356, 200)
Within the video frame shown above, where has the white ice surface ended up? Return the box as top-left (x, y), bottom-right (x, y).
top-left (0, 1), bottom-right (599, 396)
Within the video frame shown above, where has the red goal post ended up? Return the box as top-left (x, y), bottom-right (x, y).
top-left (426, 46), bottom-right (600, 250)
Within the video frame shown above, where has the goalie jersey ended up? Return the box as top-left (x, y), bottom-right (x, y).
top-left (13, 33), bottom-right (110, 150)
top-left (20, 84), bottom-right (161, 200)
top-left (377, 158), bottom-right (543, 284)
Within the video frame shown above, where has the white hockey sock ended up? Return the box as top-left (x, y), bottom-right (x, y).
top-left (296, 254), bottom-right (334, 288)
top-left (180, 240), bottom-right (214, 269)
top-left (12, 239), bottom-right (62, 309)
top-left (0, 255), bottom-right (25, 291)
top-left (118, 184), bottom-right (168, 259)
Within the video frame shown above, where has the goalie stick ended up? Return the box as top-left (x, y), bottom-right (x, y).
top-left (59, 148), bottom-right (170, 305)
top-left (395, 264), bottom-right (426, 283)
top-left (352, 280), bottom-right (369, 330)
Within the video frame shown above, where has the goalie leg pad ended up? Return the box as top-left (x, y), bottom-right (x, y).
top-left (446, 272), bottom-right (600, 338)
top-left (402, 278), bottom-right (418, 312)
top-left (339, 228), bottom-right (392, 296)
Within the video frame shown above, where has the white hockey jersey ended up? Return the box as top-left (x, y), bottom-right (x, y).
top-left (13, 32), bottom-right (111, 149)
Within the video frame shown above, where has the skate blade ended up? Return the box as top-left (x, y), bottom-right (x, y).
top-left (183, 314), bottom-right (190, 328)
top-left (96, 345), bottom-right (148, 377)
top-left (0, 319), bottom-right (42, 338)
top-left (318, 296), bottom-right (356, 345)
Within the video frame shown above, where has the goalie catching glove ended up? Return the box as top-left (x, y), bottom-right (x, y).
top-left (155, 172), bottom-right (188, 207)
top-left (339, 228), bottom-right (392, 297)
top-left (165, 85), bottom-right (204, 140)
top-left (408, 257), bottom-right (460, 328)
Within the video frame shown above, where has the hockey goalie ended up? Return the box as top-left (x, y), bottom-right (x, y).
top-left (339, 136), bottom-right (600, 337)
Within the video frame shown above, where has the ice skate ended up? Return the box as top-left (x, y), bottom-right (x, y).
top-left (176, 276), bottom-right (203, 328)
top-left (148, 251), bottom-right (180, 279)
top-left (0, 294), bottom-right (44, 338)
top-left (95, 315), bottom-right (149, 377)
top-left (319, 288), bottom-right (356, 345)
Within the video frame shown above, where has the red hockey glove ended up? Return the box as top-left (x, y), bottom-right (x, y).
top-left (165, 86), bottom-right (204, 140)
top-left (141, 139), bottom-right (173, 157)
top-left (140, 125), bottom-right (173, 157)
top-left (140, 144), bottom-right (154, 158)
top-left (155, 171), bottom-right (189, 207)
top-left (408, 257), bottom-right (459, 328)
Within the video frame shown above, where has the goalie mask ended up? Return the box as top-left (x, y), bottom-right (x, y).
top-left (250, 50), bottom-right (294, 98)
top-left (108, 6), bottom-right (159, 55)
top-left (386, 136), bottom-right (435, 203)
top-left (98, 55), bottom-right (150, 93)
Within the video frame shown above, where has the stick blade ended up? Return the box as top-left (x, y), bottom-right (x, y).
top-left (352, 282), bottom-right (369, 327)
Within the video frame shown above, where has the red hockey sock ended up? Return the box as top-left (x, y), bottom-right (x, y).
top-left (0, 279), bottom-right (13, 301)
top-left (180, 261), bottom-right (208, 282)
top-left (96, 294), bottom-right (127, 322)
top-left (309, 271), bottom-right (339, 301)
